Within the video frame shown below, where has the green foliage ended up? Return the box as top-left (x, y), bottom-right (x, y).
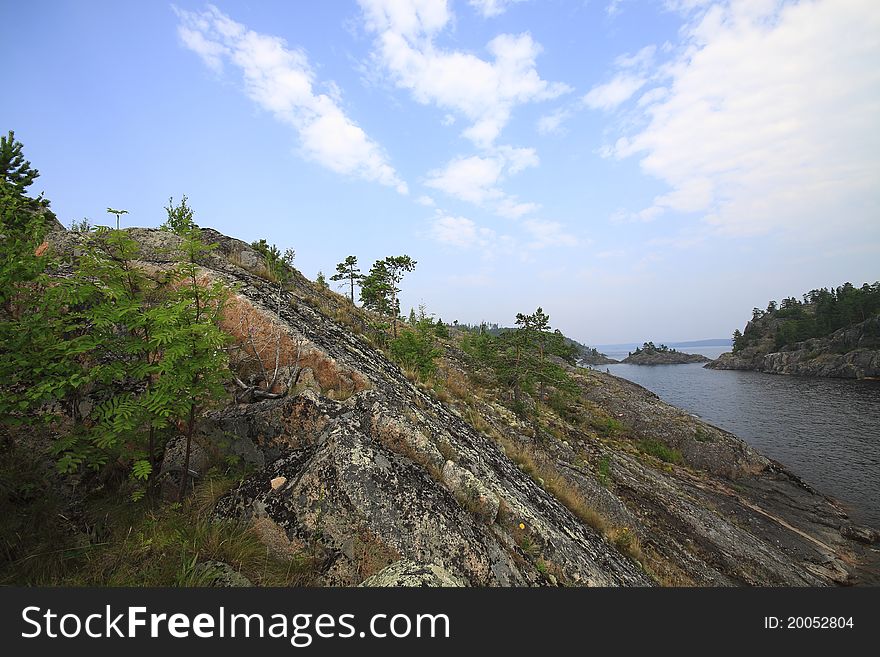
top-left (597, 455), bottom-right (612, 485)
top-left (637, 438), bottom-right (684, 464)
top-left (359, 255), bottom-right (416, 326)
top-left (629, 341), bottom-right (674, 356)
top-left (593, 417), bottom-right (624, 437)
top-left (0, 462), bottom-right (317, 586)
top-left (742, 281), bottom-right (880, 351)
top-left (1, 189), bottom-right (230, 500)
top-left (0, 129), bottom-right (39, 192)
top-left (461, 307), bottom-right (579, 417)
top-left (329, 255), bottom-right (362, 303)
top-left (161, 195), bottom-right (196, 234)
top-left (731, 329), bottom-right (744, 353)
top-left (0, 130), bottom-right (54, 231)
top-left (388, 307), bottom-right (441, 380)
top-left (251, 238), bottom-right (294, 286)
top-left (69, 217), bottom-right (92, 233)
top-left (315, 270), bottom-right (328, 288)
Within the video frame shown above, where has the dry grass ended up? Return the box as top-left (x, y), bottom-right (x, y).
top-left (498, 437), bottom-right (608, 534)
top-left (221, 293), bottom-right (370, 397)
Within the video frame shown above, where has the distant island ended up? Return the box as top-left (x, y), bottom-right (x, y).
top-left (579, 346), bottom-right (619, 365)
top-left (707, 282), bottom-right (880, 379)
top-left (622, 342), bottom-right (710, 365)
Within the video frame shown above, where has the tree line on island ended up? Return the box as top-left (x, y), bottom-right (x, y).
top-left (733, 282), bottom-right (880, 353)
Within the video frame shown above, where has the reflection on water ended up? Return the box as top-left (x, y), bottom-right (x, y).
top-left (604, 358), bottom-right (880, 528)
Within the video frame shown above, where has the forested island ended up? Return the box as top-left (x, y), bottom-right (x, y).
top-left (708, 284), bottom-right (880, 378)
top-left (622, 342), bottom-right (710, 365)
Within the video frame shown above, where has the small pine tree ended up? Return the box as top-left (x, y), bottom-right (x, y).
top-left (330, 255), bottom-right (363, 304)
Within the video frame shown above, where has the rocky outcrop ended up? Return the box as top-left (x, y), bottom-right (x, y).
top-left (359, 560), bottom-right (465, 587)
top-left (43, 226), bottom-right (879, 586)
top-left (707, 316), bottom-right (880, 379)
top-left (622, 350), bottom-right (710, 365)
top-left (579, 353), bottom-right (619, 366)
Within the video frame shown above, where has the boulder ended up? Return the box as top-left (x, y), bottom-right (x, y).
top-left (159, 435), bottom-right (210, 500)
top-left (441, 460), bottom-right (500, 525)
top-left (359, 560), bottom-right (465, 587)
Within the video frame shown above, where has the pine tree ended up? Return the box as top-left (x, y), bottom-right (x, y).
top-left (330, 255), bottom-right (363, 304)
top-left (359, 255), bottom-right (416, 337)
top-left (0, 130), bottom-right (54, 231)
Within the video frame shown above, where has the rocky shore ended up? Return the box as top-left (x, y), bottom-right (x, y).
top-left (707, 317), bottom-right (880, 379)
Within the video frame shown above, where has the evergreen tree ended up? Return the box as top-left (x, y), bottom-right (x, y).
top-left (359, 255), bottom-right (416, 337)
top-left (732, 329), bottom-right (744, 352)
top-left (329, 255), bottom-right (363, 304)
top-left (0, 130), bottom-right (54, 231)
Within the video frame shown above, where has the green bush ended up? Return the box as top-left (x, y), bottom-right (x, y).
top-left (637, 438), bottom-right (684, 464)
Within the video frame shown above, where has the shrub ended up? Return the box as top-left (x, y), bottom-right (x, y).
top-left (637, 438), bottom-right (684, 464)
top-left (389, 317), bottom-right (441, 381)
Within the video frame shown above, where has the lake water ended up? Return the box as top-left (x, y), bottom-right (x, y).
top-left (597, 348), bottom-right (880, 528)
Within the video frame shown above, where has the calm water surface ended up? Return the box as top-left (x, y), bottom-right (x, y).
top-left (600, 348), bottom-right (880, 528)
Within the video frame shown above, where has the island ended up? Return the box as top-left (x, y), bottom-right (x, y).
top-left (622, 342), bottom-right (710, 365)
top-left (579, 346), bottom-right (619, 365)
top-left (706, 283), bottom-right (880, 378)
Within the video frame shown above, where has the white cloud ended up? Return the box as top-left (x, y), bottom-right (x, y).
top-left (495, 145), bottom-right (539, 174)
top-left (496, 198), bottom-right (540, 219)
top-left (416, 195), bottom-right (436, 206)
top-left (358, 0), bottom-right (569, 147)
top-left (429, 214), bottom-right (496, 249)
top-left (523, 219), bottom-right (580, 248)
top-left (469, 0), bottom-right (525, 18)
top-left (425, 155), bottom-right (506, 204)
top-left (611, 0), bottom-right (880, 237)
top-left (614, 45), bottom-right (656, 69)
top-left (537, 107), bottom-right (573, 135)
top-left (583, 73), bottom-right (647, 111)
top-left (606, 0), bottom-right (625, 17)
top-left (176, 5), bottom-right (407, 194)
top-left (424, 147), bottom-right (540, 214)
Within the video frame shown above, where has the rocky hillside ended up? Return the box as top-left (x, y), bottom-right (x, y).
top-left (708, 316), bottom-right (880, 378)
top-left (21, 226), bottom-right (880, 587)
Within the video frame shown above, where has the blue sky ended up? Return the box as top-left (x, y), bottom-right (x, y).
top-left (2, 0), bottom-right (878, 345)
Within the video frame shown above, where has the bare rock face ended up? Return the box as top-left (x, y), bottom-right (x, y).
top-left (706, 316), bottom-right (880, 379)
top-left (359, 560), bottom-right (466, 587)
top-left (441, 460), bottom-right (500, 525)
top-left (213, 389), bottom-right (650, 587)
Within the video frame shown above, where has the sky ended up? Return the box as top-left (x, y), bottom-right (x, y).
top-left (1, 0), bottom-right (878, 345)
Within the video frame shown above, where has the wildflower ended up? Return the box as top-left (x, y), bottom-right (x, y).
top-left (519, 522), bottom-right (526, 530)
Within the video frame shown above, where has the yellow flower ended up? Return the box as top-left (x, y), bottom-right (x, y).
top-left (519, 522), bottom-right (526, 530)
